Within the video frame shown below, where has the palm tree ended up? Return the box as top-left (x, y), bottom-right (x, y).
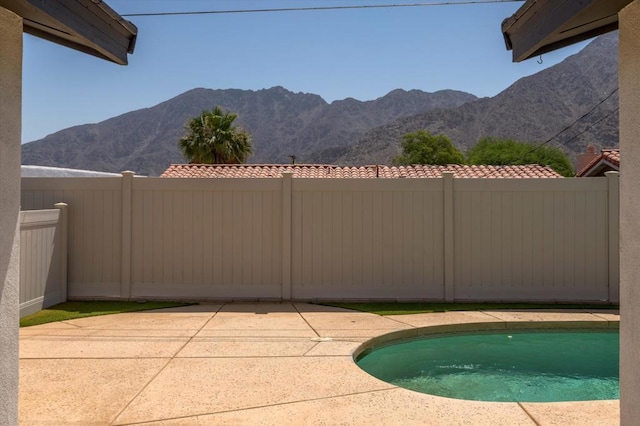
top-left (179, 107), bottom-right (253, 164)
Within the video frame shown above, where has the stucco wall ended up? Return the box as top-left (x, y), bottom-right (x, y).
top-left (0, 7), bottom-right (22, 426)
top-left (618, 2), bottom-right (640, 424)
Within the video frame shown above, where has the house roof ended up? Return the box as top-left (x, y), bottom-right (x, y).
top-left (161, 164), bottom-right (563, 179)
top-left (21, 165), bottom-right (123, 177)
top-left (576, 149), bottom-right (620, 177)
top-left (502, 0), bottom-right (632, 62)
top-left (0, 0), bottom-right (137, 64)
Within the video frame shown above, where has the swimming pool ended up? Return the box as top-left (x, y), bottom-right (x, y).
top-left (356, 329), bottom-right (619, 402)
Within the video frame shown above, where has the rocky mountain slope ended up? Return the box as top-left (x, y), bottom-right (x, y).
top-left (22, 32), bottom-right (619, 175)
top-left (336, 33), bottom-right (619, 165)
top-left (21, 87), bottom-right (476, 176)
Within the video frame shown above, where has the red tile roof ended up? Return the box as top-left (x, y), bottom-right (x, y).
top-left (161, 164), bottom-right (562, 179)
top-left (576, 149), bottom-right (620, 177)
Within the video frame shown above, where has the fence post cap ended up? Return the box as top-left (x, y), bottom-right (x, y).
top-left (54, 202), bottom-right (68, 209)
top-left (121, 171), bottom-right (136, 177)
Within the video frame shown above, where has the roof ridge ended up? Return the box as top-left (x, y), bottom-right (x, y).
top-left (162, 163), bottom-right (562, 178)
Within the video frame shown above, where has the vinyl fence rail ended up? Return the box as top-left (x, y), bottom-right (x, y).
top-left (21, 172), bottom-right (620, 303)
top-left (19, 203), bottom-right (67, 317)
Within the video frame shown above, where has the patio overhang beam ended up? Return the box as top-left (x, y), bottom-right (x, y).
top-left (502, 0), bottom-right (632, 62)
top-left (0, 0), bottom-right (137, 64)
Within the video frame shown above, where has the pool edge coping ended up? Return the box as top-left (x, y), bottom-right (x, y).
top-left (353, 319), bottom-right (620, 360)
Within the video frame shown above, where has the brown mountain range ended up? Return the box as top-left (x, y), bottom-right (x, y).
top-left (22, 86), bottom-right (476, 176)
top-left (22, 33), bottom-right (618, 175)
top-left (336, 33), bottom-right (619, 166)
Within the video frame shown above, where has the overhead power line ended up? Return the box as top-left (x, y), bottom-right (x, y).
top-left (120, 0), bottom-right (523, 17)
top-left (475, 88), bottom-right (619, 179)
top-left (523, 87), bottom-right (619, 157)
top-left (548, 106), bottom-right (619, 151)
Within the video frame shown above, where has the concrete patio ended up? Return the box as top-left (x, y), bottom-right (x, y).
top-left (18, 303), bottom-right (620, 425)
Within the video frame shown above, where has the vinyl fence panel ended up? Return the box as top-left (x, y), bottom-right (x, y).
top-left (21, 173), bottom-right (619, 303)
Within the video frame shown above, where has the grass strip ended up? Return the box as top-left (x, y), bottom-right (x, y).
top-left (20, 301), bottom-right (193, 327)
top-left (318, 302), bottom-right (619, 316)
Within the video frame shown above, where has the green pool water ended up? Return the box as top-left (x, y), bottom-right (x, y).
top-left (356, 330), bottom-right (619, 402)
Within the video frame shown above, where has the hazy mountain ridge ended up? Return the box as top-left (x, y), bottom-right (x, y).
top-left (22, 33), bottom-right (619, 175)
top-left (22, 86), bottom-right (477, 175)
top-left (337, 33), bottom-right (619, 165)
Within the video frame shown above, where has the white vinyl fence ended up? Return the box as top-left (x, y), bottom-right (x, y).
top-left (21, 172), bottom-right (619, 303)
top-left (19, 204), bottom-right (67, 317)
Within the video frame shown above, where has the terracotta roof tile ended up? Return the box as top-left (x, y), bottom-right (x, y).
top-left (161, 164), bottom-right (563, 179)
top-left (602, 149), bottom-right (620, 166)
top-left (576, 149), bottom-right (620, 177)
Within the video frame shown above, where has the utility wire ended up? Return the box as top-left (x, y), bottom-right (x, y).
top-left (120, 0), bottom-right (523, 17)
top-left (522, 87), bottom-right (618, 158)
top-left (549, 106), bottom-right (619, 152)
top-left (472, 88), bottom-right (619, 179)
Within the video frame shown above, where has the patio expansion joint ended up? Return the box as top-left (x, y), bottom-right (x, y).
top-left (60, 320), bottom-right (83, 328)
top-left (25, 335), bottom-right (191, 341)
top-left (380, 316), bottom-right (421, 328)
top-left (109, 306), bottom-right (222, 426)
top-left (191, 335), bottom-right (313, 340)
top-left (112, 386), bottom-right (398, 426)
top-left (108, 357), bottom-right (173, 426)
top-left (517, 402), bottom-right (542, 426)
top-left (173, 354), bottom-right (353, 359)
top-left (20, 356), bottom-right (176, 360)
top-left (479, 311), bottom-right (513, 323)
top-left (292, 303), bottom-right (321, 338)
top-left (592, 313), bottom-right (620, 323)
top-left (302, 341), bottom-right (320, 356)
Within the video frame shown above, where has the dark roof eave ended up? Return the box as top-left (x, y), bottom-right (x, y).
top-left (503, 21), bottom-right (619, 61)
top-left (577, 159), bottom-right (620, 177)
top-left (23, 23), bottom-right (135, 64)
top-left (502, 0), bottom-right (630, 62)
top-left (0, 0), bottom-right (137, 65)
top-left (579, 161), bottom-right (618, 177)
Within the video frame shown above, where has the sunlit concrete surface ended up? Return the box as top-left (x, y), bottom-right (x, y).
top-left (19, 303), bottom-right (620, 425)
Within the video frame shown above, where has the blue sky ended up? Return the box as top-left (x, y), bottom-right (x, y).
top-left (21, 0), bottom-right (589, 143)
